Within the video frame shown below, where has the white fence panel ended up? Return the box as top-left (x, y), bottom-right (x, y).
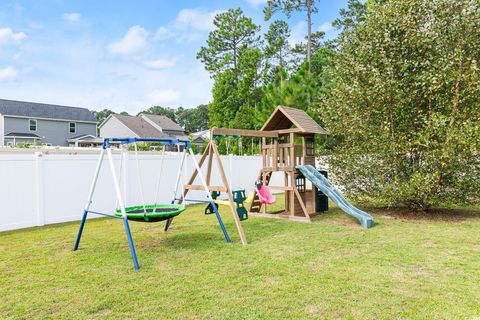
top-left (0, 154), bottom-right (38, 231)
top-left (0, 150), bottom-right (284, 232)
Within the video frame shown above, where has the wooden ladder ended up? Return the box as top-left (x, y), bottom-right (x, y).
top-left (249, 170), bottom-right (272, 213)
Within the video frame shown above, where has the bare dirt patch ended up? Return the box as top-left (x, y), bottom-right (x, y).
top-left (369, 207), bottom-right (480, 222)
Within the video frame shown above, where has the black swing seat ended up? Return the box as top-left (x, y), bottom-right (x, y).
top-left (115, 204), bottom-right (186, 222)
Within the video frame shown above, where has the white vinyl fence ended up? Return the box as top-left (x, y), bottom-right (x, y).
top-left (0, 149), bottom-right (284, 232)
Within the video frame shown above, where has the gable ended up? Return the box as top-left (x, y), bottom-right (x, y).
top-left (261, 106), bottom-right (327, 134)
top-left (110, 114), bottom-right (168, 138)
top-left (141, 114), bottom-right (185, 132)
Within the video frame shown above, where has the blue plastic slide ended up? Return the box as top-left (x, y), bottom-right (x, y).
top-left (296, 165), bottom-right (374, 228)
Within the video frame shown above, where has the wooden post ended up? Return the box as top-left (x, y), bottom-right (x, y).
top-left (211, 142), bottom-right (248, 245)
top-left (301, 136), bottom-right (307, 165)
top-left (284, 171), bottom-right (289, 214)
top-left (273, 138), bottom-right (278, 171)
top-left (289, 133), bottom-right (296, 216)
top-left (205, 143), bottom-right (213, 185)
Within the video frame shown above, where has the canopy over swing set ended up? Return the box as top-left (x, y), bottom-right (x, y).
top-left (73, 137), bottom-right (248, 270)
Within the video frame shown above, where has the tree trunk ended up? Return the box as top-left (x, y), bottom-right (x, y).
top-left (306, 0), bottom-right (312, 73)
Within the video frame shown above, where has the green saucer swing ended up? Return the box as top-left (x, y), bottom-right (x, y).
top-left (116, 203), bottom-right (186, 222)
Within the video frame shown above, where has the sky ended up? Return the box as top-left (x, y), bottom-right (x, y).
top-left (0, 0), bottom-right (349, 114)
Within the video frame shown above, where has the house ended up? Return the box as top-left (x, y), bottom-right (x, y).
top-left (99, 113), bottom-right (187, 139)
top-left (191, 129), bottom-right (211, 147)
top-left (138, 113), bottom-right (187, 137)
top-left (0, 99), bottom-right (97, 146)
top-left (99, 113), bottom-right (187, 151)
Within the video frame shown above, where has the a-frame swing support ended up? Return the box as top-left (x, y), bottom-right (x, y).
top-left (165, 141), bottom-right (248, 245)
top-left (73, 144), bottom-right (140, 270)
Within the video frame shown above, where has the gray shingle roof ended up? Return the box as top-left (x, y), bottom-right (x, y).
top-left (113, 114), bottom-right (170, 138)
top-left (141, 114), bottom-right (185, 132)
top-left (5, 132), bottom-right (40, 138)
top-left (0, 99), bottom-right (96, 122)
top-left (261, 106), bottom-right (328, 134)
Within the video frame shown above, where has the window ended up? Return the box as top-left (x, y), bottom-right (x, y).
top-left (306, 137), bottom-right (315, 156)
top-left (296, 176), bottom-right (306, 193)
top-left (69, 122), bottom-right (76, 133)
top-left (29, 119), bottom-right (37, 131)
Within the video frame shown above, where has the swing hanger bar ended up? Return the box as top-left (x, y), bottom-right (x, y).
top-left (102, 137), bottom-right (191, 148)
top-left (210, 128), bottom-right (278, 138)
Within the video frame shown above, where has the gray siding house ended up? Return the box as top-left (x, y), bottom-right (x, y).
top-left (0, 99), bottom-right (97, 146)
top-left (99, 113), bottom-right (187, 139)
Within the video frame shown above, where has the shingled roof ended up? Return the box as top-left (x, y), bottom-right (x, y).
top-left (141, 114), bottom-right (185, 132)
top-left (0, 99), bottom-right (96, 122)
top-left (261, 106), bottom-right (327, 134)
top-left (112, 114), bottom-right (170, 138)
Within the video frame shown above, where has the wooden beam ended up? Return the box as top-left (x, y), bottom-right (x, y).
top-left (249, 211), bottom-right (312, 223)
top-left (211, 128), bottom-right (278, 138)
top-left (268, 186), bottom-right (294, 191)
top-left (263, 167), bottom-right (294, 172)
top-left (277, 128), bottom-right (304, 134)
top-left (211, 142), bottom-right (248, 245)
top-left (205, 144), bottom-right (213, 185)
top-left (184, 184), bottom-right (227, 192)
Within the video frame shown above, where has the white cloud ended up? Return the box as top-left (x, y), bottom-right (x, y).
top-left (318, 22), bottom-right (333, 33)
top-left (108, 25), bottom-right (149, 56)
top-left (289, 21), bottom-right (335, 45)
top-left (143, 58), bottom-right (176, 69)
top-left (175, 8), bottom-right (223, 31)
top-left (246, 0), bottom-right (267, 6)
top-left (62, 12), bottom-right (81, 22)
top-left (0, 66), bottom-right (19, 81)
top-left (154, 8), bottom-right (224, 43)
top-left (145, 89), bottom-right (181, 105)
top-left (289, 21), bottom-right (307, 45)
top-left (154, 26), bottom-right (175, 41)
top-left (0, 28), bottom-right (27, 45)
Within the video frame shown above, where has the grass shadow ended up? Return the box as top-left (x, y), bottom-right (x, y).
top-left (368, 207), bottom-right (480, 222)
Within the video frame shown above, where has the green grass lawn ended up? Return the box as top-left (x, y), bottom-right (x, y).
top-left (1, 199), bottom-right (480, 319)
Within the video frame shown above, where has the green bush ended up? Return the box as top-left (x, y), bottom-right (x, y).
top-left (323, 0), bottom-right (480, 210)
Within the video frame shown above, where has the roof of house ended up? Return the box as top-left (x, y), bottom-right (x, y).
top-left (0, 99), bottom-right (97, 122)
top-left (112, 114), bottom-right (170, 138)
top-left (261, 106), bottom-right (328, 134)
top-left (191, 129), bottom-right (211, 140)
top-left (141, 114), bottom-right (185, 132)
top-left (5, 132), bottom-right (41, 138)
top-left (68, 134), bottom-right (97, 140)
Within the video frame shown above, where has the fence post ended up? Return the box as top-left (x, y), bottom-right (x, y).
top-left (229, 153), bottom-right (233, 191)
top-left (122, 147), bottom-right (128, 206)
top-left (34, 152), bottom-right (45, 226)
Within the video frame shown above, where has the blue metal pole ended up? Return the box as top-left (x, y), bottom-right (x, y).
top-left (164, 218), bottom-right (172, 231)
top-left (73, 209), bottom-right (88, 251)
top-left (211, 202), bottom-right (231, 243)
top-left (122, 217), bottom-right (140, 270)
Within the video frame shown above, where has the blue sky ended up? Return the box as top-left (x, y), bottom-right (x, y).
top-left (0, 0), bottom-right (348, 114)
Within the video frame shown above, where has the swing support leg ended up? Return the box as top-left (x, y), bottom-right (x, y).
top-left (74, 209), bottom-right (88, 251)
top-left (123, 217), bottom-right (140, 270)
top-left (164, 218), bottom-right (172, 231)
top-left (74, 148), bottom-right (105, 251)
top-left (211, 201), bottom-right (231, 243)
top-left (107, 147), bottom-right (140, 270)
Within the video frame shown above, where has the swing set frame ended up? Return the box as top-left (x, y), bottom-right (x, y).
top-left (73, 137), bottom-right (248, 270)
